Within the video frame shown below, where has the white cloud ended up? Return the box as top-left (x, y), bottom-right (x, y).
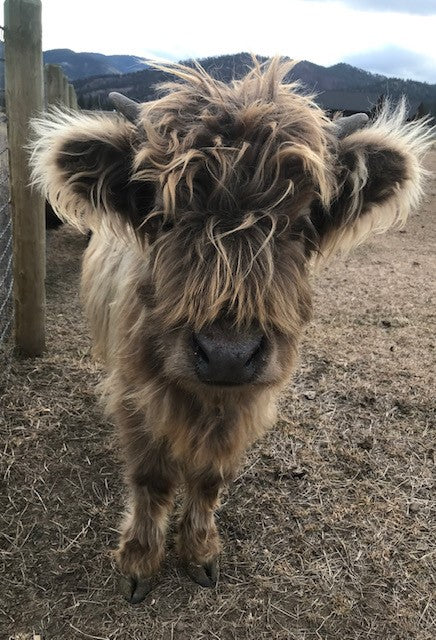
top-left (345, 46), bottom-right (436, 83)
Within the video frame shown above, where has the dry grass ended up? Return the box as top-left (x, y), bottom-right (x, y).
top-left (1, 153), bottom-right (435, 640)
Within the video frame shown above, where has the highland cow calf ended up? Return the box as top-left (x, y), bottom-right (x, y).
top-left (31, 60), bottom-right (433, 603)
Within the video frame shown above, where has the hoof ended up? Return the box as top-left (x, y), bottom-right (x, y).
top-left (119, 575), bottom-right (153, 604)
top-left (185, 558), bottom-right (218, 588)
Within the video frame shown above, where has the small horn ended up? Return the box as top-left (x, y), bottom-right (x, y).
top-left (334, 113), bottom-right (369, 139)
top-left (109, 92), bottom-right (141, 123)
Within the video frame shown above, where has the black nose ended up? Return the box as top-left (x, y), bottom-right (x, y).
top-left (192, 325), bottom-right (266, 386)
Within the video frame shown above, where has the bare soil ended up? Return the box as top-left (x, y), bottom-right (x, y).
top-left (1, 153), bottom-right (435, 640)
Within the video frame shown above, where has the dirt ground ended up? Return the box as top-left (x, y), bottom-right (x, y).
top-left (1, 152), bottom-right (435, 640)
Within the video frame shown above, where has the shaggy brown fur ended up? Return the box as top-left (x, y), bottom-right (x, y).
top-left (30, 59), bottom-right (434, 597)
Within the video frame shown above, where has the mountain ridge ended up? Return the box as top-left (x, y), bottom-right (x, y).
top-left (0, 43), bottom-right (150, 87)
top-left (1, 45), bottom-right (435, 108)
top-left (43, 48), bottom-right (149, 79)
top-left (70, 52), bottom-right (436, 110)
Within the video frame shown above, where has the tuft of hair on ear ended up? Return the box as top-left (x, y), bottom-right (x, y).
top-left (309, 98), bottom-right (435, 260)
top-left (29, 107), bottom-right (155, 237)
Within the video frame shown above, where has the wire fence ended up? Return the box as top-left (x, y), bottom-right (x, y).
top-left (0, 20), bottom-right (13, 350)
top-left (0, 109), bottom-right (13, 349)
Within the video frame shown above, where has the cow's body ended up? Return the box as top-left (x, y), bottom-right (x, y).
top-left (30, 59), bottom-right (434, 602)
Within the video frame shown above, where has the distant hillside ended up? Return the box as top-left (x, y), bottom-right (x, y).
top-left (43, 49), bottom-right (149, 80)
top-left (72, 52), bottom-right (436, 110)
top-left (0, 44), bottom-right (149, 87)
top-left (0, 46), bottom-right (435, 112)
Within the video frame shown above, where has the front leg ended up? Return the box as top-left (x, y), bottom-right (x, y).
top-left (115, 407), bottom-right (179, 603)
top-left (177, 466), bottom-right (227, 587)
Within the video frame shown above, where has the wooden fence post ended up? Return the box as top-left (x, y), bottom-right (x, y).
top-left (62, 74), bottom-right (69, 106)
top-left (44, 63), bottom-right (65, 108)
top-left (68, 83), bottom-right (78, 110)
top-left (4, 0), bottom-right (45, 356)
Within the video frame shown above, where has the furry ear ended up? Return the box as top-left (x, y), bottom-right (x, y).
top-left (307, 101), bottom-right (434, 258)
top-left (30, 110), bottom-right (155, 234)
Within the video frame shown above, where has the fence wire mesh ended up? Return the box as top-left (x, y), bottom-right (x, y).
top-left (0, 111), bottom-right (13, 349)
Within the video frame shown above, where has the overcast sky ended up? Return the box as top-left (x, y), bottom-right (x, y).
top-left (41, 0), bottom-right (436, 83)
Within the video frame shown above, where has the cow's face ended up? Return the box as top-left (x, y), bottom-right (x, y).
top-left (115, 64), bottom-right (335, 392)
top-left (142, 211), bottom-right (314, 391)
top-left (31, 60), bottom-right (432, 393)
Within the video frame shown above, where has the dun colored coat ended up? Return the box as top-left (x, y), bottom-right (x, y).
top-left (30, 59), bottom-right (433, 603)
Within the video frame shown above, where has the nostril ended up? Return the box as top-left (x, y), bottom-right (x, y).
top-left (244, 336), bottom-right (266, 368)
top-left (192, 327), bottom-right (267, 386)
top-left (192, 334), bottom-right (209, 364)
